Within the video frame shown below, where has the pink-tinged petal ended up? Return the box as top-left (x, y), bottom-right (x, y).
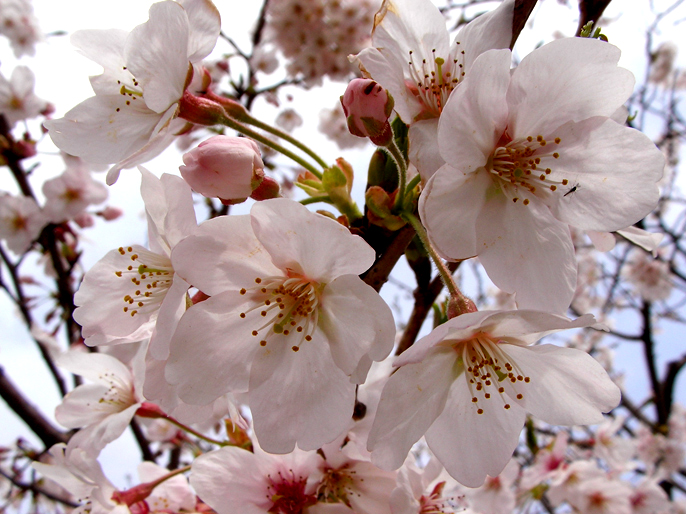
top-left (166, 291), bottom-right (260, 403)
top-left (587, 230), bottom-right (616, 252)
top-left (354, 0), bottom-right (450, 122)
top-left (126, 1), bottom-right (189, 113)
top-left (250, 199), bottom-right (376, 281)
top-left (191, 448), bottom-right (272, 514)
top-left (408, 120), bottom-right (443, 181)
top-left (178, 0), bottom-right (221, 62)
top-left (503, 344), bottom-right (620, 425)
top-left (140, 169), bottom-right (196, 252)
top-left (546, 118), bottom-right (663, 232)
top-left (55, 384), bottom-right (112, 428)
top-left (419, 164), bottom-right (492, 260)
top-left (71, 29), bottom-right (128, 76)
top-left (45, 96), bottom-right (161, 166)
top-left (507, 38), bottom-right (635, 137)
top-left (149, 273), bottom-right (189, 360)
top-left (457, 0), bottom-right (513, 71)
top-left (66, 404), bottom-right (139, 456)
top-left (368, 349), bottom-right (455, 471)
top-left (485, 310), bottom-right (596, 345)
top-left (56, 349), bottom-right (132, 382)
top-left (171, 215), bottom-right (281, 295)
top-left (425, 377), bottom-right (526, 488)
top-left (617, 226), bottom-right (663, 255)
top-left (476, 194), bottom-right (576, 313)
top-left (438, 48), bottom-right (511, 167)
top-left (319, 274), bottom-right (395, 378)
top-left (105, 110), bottom-right (183, 185)
top-left (249, 334), bottom-right (355, 453)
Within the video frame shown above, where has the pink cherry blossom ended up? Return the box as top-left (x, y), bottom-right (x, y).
top-left (0, 192), bottom-right (46, 254)
top-left (420, 38), bottom-right (664, 313)
top-left (166, 198), bottom-right (395, 453)
top-left (368, 310), bottom-right (620, 487)
top-left (44, 0), bottom-right (221, 185)
top-left (0, 65), bottom-right (49, 127)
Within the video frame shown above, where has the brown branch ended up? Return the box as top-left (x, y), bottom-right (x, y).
top-left (511, 0), bottom-right (537, 49)
top-left (575, 0), bottom-right (613, 36)
top-left (362, 226), bottom-right (416, 292)
top-left (130, 417), bottom-right (155, 462)
top-left (396, 262), bottom-right (460, 355)
top-left (0, 366), bottom-right (68, 449)
top-left (0, 468), bottom-right (78, 508)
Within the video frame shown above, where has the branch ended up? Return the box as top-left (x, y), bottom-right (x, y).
top-left (0, 467), bottom-right (78, 508)
top-left (511, 0), bottom-right (537, 49)
top-left (0, 366), bottom-right (68, 448)
top-left (362, 226), bottom-right (416, 292)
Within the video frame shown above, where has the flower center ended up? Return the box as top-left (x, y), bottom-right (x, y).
top-left (114, 66), bottom-right (143, 111)
top-left (266, 469), bottom-right (317, 514)
top-left (456, 332), bottom-right (530, 415)
top-left (95, 370), bottom-right (136, 413)
top-left (114, 246), bottom-right (174, 318)
top-left (488, 132), bottom-right (574, 205)
top-left (407, 41), bottom-right (465, 120)
top-left (239, 273), bottom-right (320, 352)
top-left (419, 481), bottom-right (463, 514)
top-left (316, 465), bottom-right (356, 507)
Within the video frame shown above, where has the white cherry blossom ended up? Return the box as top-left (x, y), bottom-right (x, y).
top-left (367, 309), bottom-right (620, 487)
top-left (420, 38), bottom-right (664, 313)
top-left (0, 65), bottom-right (49, 127)
top-left (166, 198), bottom-right (395, 453)
top-left (44, 0), bottom-right (220, 185)
top-left (353, 0), bottom-right (514, 179)
top-left (73, 168), bottom-right (195, 351)
top-left (0, 192), bottom-right (46, 254)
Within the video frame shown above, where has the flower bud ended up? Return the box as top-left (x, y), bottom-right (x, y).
top-left (180, 136), bottom-right (265, 203)
top-left (340, 79), bottom-right (394, 146)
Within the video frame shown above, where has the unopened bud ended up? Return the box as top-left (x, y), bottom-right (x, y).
top-left (178, 90), bottom-right (230, 126)
top-left (250, 176), bottom-right (281, 201)
top-left (180, 136), bottom-right (265, 203)
top-left (340, 79), bottom-right (394, 146)
top-left (98, 206), bottom-right (124, 221)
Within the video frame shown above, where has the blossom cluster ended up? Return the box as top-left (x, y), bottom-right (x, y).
top-left (1, 0), bottom-right (684, 513)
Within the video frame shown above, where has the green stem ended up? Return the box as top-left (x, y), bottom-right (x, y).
top-left (165, 416), bottom-right (229, 446)
top-left (406, 174), bottom-right (421, 195)
top-left (220, 115), bottom-right (323, 179)
top-left (300, 195), bottom-right (331, 205)
top-left (402, 212), bottom-right (461, 301)
top-left (241, 112), bottom-right (329, 173)
top-left (385, 139), bottom-right (407, 211)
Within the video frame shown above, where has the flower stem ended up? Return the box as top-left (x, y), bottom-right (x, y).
top-left (384, 139), bottom-right (407, 211)
top-left (240, 112), bottom-right (329, 172)
top-left (406, 174), bottom-right (421, 195)
top-left (402, 212), bottom-right (476, 317)
top-left (300, 195), bottom-right (331, 205)
top-left (165, 416), bottom-right (229, 446)
top-left (148, 465), bottom-right (192, 488)
top-left (220, 115), bottom-right (324, 179)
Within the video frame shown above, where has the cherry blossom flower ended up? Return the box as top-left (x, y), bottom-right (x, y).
top-left (420, 38), bottom-right (664, 313)
top-left (166, 198), bottom-right (395, 453)
top-left (191, 445), bottom-right (323, 514)
top-left (367, 309), bottom-right (620, 487)
top-left (32, 443), bottom-right (127, 514)
top-left (0, 192), bottom-right (46, 254)
top-left (624, 250), bottom-right (672, 302)
top-left (0, 0), bottom-right (42, 58)
top-left (352, 0), bottom-right (514, 179)
top-left (0, 65), bottom-right (49, 127)
top-left (54, 350), bottom-right (143, 457)
top-left (73, 168), bottom-right (195, 351)
top-left (42, 157), bottom-right (108, 223)
top-left (464, 459), bottom-right (519, 514)
top-left (44, 0), bottom-right (221, 185)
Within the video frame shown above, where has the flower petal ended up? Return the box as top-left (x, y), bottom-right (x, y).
top-left (250, 198), bottom-right (376, 282)
top-left (178, 0), bottom-right (221, 62)
top-left (503, 343), bottom-right (620, 425)
top-left (507, 37), bottom-right (635, 137)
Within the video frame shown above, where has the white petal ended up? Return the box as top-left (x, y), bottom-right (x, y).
top-left (425, 377), bottom-right (526, 487)
top-left (250, 199), bottom-right (376, 282)
top-left (178, 0), bottom-right (221, 62)
top-left (368, 348), bottom-right (455, 471)
top-left (71, 29), bottom-right (128, 75)
top-left (319, 274), bottom-right (395, 378)
top-left (249, 334), bottom-right (355, 453)
top-left (126, 1), bottom-right (189, 113)
top-left (408, 120), bottom-right (443, 181)
top-left (503, 343), bottom-right (621, 425)
top-left (507, 38), bottom-right (635, 137)
top-left (457, 0), bottom-right (514, 71)
top-left (476, 194), bottom-right (576, 313)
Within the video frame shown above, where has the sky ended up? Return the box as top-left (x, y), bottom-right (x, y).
top-left (1, 0), bottom-right (686, 492)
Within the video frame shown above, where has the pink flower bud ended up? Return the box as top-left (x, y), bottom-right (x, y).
top-left (340, 79), bottom-right (394, 146)
top-left (180, 136), bottom-right (265, 203)
top-left (98, 206), bottom-right (124, 221)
